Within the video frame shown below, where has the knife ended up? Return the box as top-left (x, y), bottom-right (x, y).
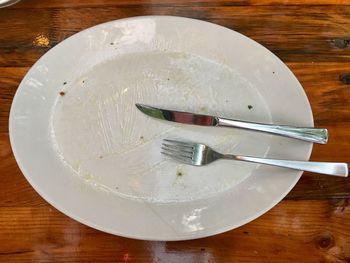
top-left (135, 104), bottom-right (328, 144)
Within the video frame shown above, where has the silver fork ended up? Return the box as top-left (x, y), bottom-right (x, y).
top-left (161, 139), bottom-right (348, 177)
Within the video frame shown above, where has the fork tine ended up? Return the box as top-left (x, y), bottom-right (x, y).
top-left (162, 143), bottom-right (193, 154)
top-left (161, 151), bottom-right (193, 164)
top-left (161, 150), bottom-right (192, 161)
top-left (163, 139), bottom-right (195, 147)
top-left (161, 146), bottom-right (193, 158)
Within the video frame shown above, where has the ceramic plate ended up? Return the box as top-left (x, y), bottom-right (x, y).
top-left (10, 16), bottom-right (313, 240)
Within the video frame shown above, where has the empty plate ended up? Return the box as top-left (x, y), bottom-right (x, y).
top-left (10, 16), bottom-right (313, 240)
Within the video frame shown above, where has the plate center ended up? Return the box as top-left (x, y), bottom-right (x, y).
top-left (51, 51), bottom-right (272, 203)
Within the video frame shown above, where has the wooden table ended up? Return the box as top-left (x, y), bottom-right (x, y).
top-left (1, 0), bottom-right (350, 262)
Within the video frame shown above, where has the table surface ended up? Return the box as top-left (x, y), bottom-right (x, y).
top-left (1, 0), bottom-right (350, 262)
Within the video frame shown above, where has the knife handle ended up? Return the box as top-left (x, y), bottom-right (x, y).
top-left (217, 117), bottom-right (328, 144)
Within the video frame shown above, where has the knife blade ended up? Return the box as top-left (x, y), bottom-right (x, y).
top-left (135, 103), bottom-right (328, 144)
top-left (135, 103), bottom-right (217, 126)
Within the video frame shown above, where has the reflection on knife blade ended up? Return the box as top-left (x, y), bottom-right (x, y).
top-left (135, 104), bottom-right (217, 126)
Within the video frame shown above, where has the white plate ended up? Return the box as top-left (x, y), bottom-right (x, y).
top-left (10, 16), bottom-right (313, 240)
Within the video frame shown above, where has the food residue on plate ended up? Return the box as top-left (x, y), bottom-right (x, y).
top-left (248, 105), bottom-right (253, 110)
top-left (176, 169), bottom-right (183, 177)
top-left (59, 91), bottom-right (65, 96)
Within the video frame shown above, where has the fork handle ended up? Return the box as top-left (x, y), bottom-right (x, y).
top-left (217, 117), bottom-right (328, 144)
top-left (222, 155), bottom-right (348, 177)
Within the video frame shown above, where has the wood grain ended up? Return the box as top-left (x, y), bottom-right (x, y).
top-left (0, 199), bottom-right (349, 262)
top-left (2, 5), bottom-right (350, 66)
top-left (0, 67), bottom-right (28, 133)
top-left (1, 0), bottom-right (350, 262)
top-left (8, 0), bottom-right (350, 8)
top-left (289, 63), bottom-right (350, 126)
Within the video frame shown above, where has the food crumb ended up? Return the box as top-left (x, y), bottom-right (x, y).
top-left (115, 186), bottom-right (119, 190)
top-left (167, 78), bottom-right (170, 81)
top-left (272, 71), bottom-right (275, 74)
top-left (140, 136), bottom-right (144, 140)
top-left (177, 170), bottom-right (183, 177)
top-left (248, 105), bottom-right (253, 110)
top-left (110, 42), bottom-right (114, 45)
top-left (59, 91), bottom-right (65, 96)
top-left (63, 81), bottom-right (67, 85)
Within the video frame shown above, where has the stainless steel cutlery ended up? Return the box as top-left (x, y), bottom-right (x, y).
top-left (136, 104), bottom-right (348, 176)
top-left (161, 139), bottom-right (348, 177)
top-left (136, 104), bottom-right (328, 144)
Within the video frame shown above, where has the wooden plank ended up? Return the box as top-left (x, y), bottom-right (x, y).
top-left (0, 133), bottom-right (45, 206)
top-left (0, 199), bottom-right (349, 262)
top-left (0, 67), bottom-right (28, 133)
top-left (289, 62), bottom-right (350, 127)
top-left (1, 6), bottom-right (350, 66)
top-left (7, 0), bottom-right (350, 9)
